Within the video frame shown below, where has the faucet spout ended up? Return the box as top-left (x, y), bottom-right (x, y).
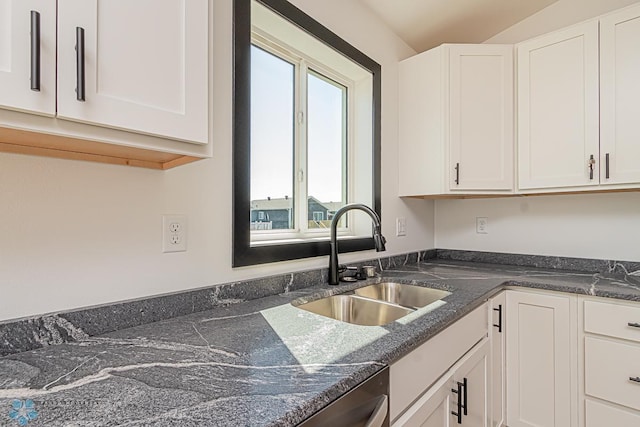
top-left (329, 204), bottom-right (386, 285)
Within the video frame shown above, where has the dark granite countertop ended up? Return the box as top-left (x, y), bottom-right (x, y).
top-left (1, 259), bottom-right (639, 426)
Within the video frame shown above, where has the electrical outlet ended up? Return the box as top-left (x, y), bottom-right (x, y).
top-left (396, 217), bottom-right (407, 237)
top-left (163, 215), bottom-right (187, 253)
top-left (476, 217), bottom-right (488, 234)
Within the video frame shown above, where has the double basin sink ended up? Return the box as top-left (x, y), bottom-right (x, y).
top-left (296, 282), bottom-right (450, 326)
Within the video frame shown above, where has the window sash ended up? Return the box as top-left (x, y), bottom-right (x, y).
top-left (250, 35), bottom-right (354, 244)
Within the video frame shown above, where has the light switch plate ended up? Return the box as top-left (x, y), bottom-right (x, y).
top-left (476, 217), bottom-right (488, 234)
top-left (396, 217), bottom-right (407, 237)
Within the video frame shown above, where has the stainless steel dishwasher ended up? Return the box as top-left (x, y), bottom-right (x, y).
top-left (298, 367), bottom-right (389, 427)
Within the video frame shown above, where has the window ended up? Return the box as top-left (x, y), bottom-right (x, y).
top-left (233, 0), bottom-right (381, 267)
top-left (250, 37), bottom-right (349, 241)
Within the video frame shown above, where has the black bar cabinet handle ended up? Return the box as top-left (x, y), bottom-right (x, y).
top-left (462, 377), bottom-right (468, 416)
top-left (588, 155), bottom-right (595, 180)
top-left (75, 27), bottom-right (85, 102)
top-left (493, 304), bottom-right (502, 333)
top-left (628, 322), bottom-right (640, 328)
top-left (605, 153), bottom-right (610, 179)
top-left (451, 381), bottom-right (463, 424)
top-left (630, 377), bottom-right (640, 384)
top-left (454, 163), bottom-right (460, 185)
top-left (30, 11), bottom-right (41, 91)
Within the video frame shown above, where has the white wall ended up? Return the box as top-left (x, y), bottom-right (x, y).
top-left (434, 0), bottom-right (640, 262)
top-left (486, 0), bottom-right (640, 43)
top-left (435, 193), bottom-right (640, 261)
top-left (0, 0), bottom-right (435, 322)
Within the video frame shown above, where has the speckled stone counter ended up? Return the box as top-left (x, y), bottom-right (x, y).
top-left (1, 258), bottom-right (639, 426)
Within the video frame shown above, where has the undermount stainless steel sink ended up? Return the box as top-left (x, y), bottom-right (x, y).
top-left (296, 295), bottom-right (413, 326)
top-left (354, 282), bottom-right (451, 309)
top-left (296, 283), bottom-right (450, 326)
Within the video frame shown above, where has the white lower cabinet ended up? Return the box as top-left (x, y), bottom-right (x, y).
top-left (584, 336), bottom-right (640, 412)
top-left (393, 338), bottom-right (490, 427)
top-left (390, 290), bottom-right (640, 427)
top-left (506, 290), bottom-right (578, 427)
top-left (452, 339), bottom-right (490, 427)
top-left (390, 303), bottom-right (488, 425)
top-left (585, 399), bottom-right (640, 426)
top-left (393, 370), bottom-right (454, 427)
top-left (579, 297), bottom-right (640, 426)
top-left (488, 293), bottom-right (506, 427)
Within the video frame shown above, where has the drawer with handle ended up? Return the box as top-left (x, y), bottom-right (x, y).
top-left (584, 300), bottom-right (640, 343)
top-left (584, 336), bottom-right (640, 411)
top-left (585, 399), bottom-right (640, 427)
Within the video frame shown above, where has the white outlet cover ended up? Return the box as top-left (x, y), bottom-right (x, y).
top-left (476, 217), bottom-right (488, 234)
top-left (163, 215), bottom-right (187, 253)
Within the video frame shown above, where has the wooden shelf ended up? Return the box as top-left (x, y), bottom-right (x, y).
top-left (0, 127), bottom-right (203, 170)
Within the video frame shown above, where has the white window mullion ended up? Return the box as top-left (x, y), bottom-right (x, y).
top-left (295, 60), bottom-right (309, 234)
top-left (344, 84), bottom-right (355, 233)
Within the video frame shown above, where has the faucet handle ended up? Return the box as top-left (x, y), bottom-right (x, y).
top-left (338, 265), bottom-right (359, 281)
top-left (338, 265), bottom-right (357, 272)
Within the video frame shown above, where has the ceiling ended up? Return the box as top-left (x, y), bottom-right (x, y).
top-left (360, 0), bottom-right (559, 53)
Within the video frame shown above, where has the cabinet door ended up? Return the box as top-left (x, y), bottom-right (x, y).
top-left (452, 338), bottom-right (490, 427)
top-left (449, 45), bottom-right (513, 191)
top-left (56, 0), bottom-right (209, 144)
top-left (392, 371), bottom-right (453, 427)
top-left (506, 291), bottom-right (577, 427)
top-left (489, 293), bottom-right (506, 427)
top-left (398, 47), bottom-right (445, 197)
top-left (600, 3), bottom-right (640, 185)
top-left (390, 304), bottom-right (488, 421)
top-left (517, 21), bottom-right (599, 190)
top-left (0, 0), bottom-right (56, 115)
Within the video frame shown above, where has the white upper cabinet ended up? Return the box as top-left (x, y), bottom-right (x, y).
top-left (0, 0), bottom-right (56, 116)
top-left (517, 21), bottom-right (600, 191)
top-left (518, 2), bottom-right (640, 192)
top-left (449, 45), bottom-right (514, 192)
top-left (599, 3), bottom-right (640, 186)
top-left (56, 0), bottom-right (209, 144)
top-left (0, 0), bottom-right (210, 169)
top-left (399, 44), bottom-right (514, 197)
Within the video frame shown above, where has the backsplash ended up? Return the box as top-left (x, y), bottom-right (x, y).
top-left (3, 248), bottom-right (639, 357)
top-left (0, 250), bottom-right (435, 356)
top-left (436, 249), bottom-right (640, 277)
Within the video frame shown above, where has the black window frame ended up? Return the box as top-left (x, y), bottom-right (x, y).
top-left (232, 0), bottom-right (382, 267)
